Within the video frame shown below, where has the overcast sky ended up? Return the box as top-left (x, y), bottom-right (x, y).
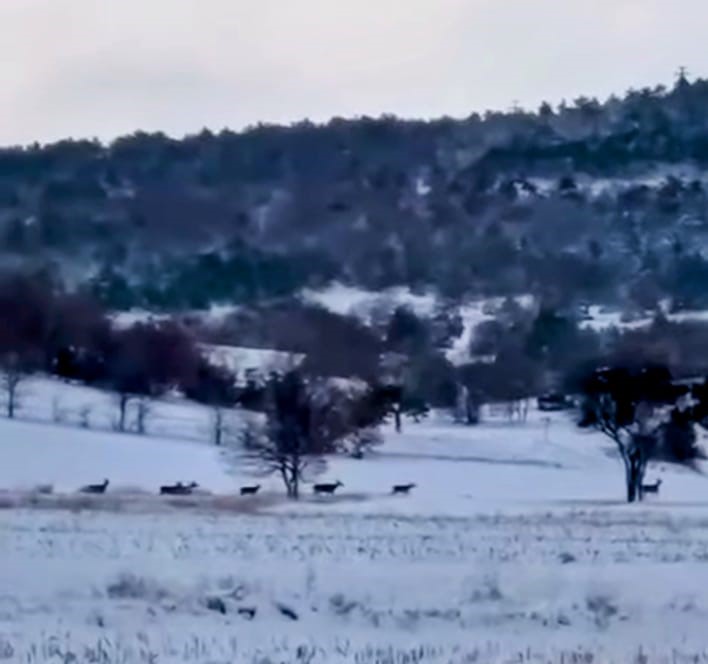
top-left (1, 1), bottom-right (707, 145)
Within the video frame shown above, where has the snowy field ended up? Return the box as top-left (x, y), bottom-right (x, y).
top-left (13, 376), bottom-right (217, 444)
top-left (5, 507), bottom-right (708, 662)
top-left (3, 382), bottom-right (708, 660)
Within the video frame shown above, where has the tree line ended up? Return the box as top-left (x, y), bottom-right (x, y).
top-left (3, 76), bottom-right (708, 312)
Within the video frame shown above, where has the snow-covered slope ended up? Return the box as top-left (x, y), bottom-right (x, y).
top-left (0, 417), bottom-right (234, 494)
top-left (14, 376), bottom-right (221, 442)
top-left (1, 379), bottom-right (707, 514)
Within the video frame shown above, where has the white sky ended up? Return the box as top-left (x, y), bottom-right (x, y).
top-left (1, 0), bottom-right (707, 145)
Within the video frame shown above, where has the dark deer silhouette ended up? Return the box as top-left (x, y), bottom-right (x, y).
top-left (392, 483), bottom-right (416, 495)
top-left (159, 481), bottom-right (198, 496)
top-left (313, 480), bottom-right (343, 495)
top-left (79, 479), bottom-right (109, 494)
top-left (642, 478), bottom-right (662, 494)
top-left (240, 484), bottom-right (261, 496)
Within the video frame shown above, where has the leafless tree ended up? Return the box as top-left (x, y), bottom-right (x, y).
top-left (106, 320), bottom-right (201, 432)
top-left (210, 406), bottom-right (239, 446)
top-left (240, 418), bottom-right (324, 500)
top-left (237, 372), bottom-right (325, 499)
top-left (212, 407), bottom-right (226, 446)
top-left (0, 354), bottom-right (29, 419)
top-left (113, 392), bottom-right (133, 432)
top-left (79, 404), bottom-right (92, 429)
top-left (51, 396), bottom-right (67, 424)
top-left (234, 371), bottom-right (336, 500)
top-left (134, 397), bottom-right (151, 435)
top-left (579, 365), bottom-right (700, 502)
top-left (455, 384), bottom-right (481, 425)
top-left (230, 372), bottom-right (389, 497)
top-left (586, 392), bottom-right (660, 503)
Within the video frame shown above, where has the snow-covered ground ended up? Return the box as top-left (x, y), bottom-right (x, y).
top-left (3, 380), bottom-right (708, 661)
top-left (580, 303), bottom-right (708, 333)
top-left (12, 376), bottom-right (217, 443)
top-left (301, 283), bottom-right (439, 320)
top-left (6, 381), bottom-right (704, 512)
top-left (201, 343), bottom-right (305, 384)
top-left (5, 506), bottom-right (708, 662)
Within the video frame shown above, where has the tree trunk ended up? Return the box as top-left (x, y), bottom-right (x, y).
top-left (290, 451), bottom-right (300, 500)
top-left (213, 408), bottom-right (223, 446)
top-left (118, 394), bottom-right (128, 432)
top-left (281, 462), bottom-right (300, 500)
top-left (625, 464), bottom-right (637, 503)
top-left (136, 400), bottom-right (148, 435)
top-left (7, 387), bottom-right (14, 419)
top-left (465, 397), bottom-right (480, 425)
top-left (291, 466), bottom-right (299, 500)
top-left (624, 455), bottom-right (645, 503)
top-left (394, 407), bottom-right (402, 433)
top-left (280, 466), bottom-right (293, 498)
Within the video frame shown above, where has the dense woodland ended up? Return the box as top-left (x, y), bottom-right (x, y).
top-left (2, 74), bottom-right (708, 311)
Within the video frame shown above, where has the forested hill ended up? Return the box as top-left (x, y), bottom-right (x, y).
top-left (3, 74), bottom-right (708, 311)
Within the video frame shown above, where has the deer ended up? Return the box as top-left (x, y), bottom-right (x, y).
top-left (392, 483), bottom-right (416, 495)
top-left (240, 484), bottom-right (261, 496)
top-left (641, 478), bottom-right (662, 495)
top-left (159, 481), bottom-right (198, 496)
top-left (312, 480), bottom-right (343, 495)
top-left (79, 479), bottom-right (109, 494)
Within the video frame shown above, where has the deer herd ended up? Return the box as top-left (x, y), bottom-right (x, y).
top-left (76, 478), bottom-right (423, 497)
top-left (77, 477), bottom-right (663, 498)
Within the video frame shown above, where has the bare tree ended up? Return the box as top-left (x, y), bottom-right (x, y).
top-left (134, 397), bottom-right (151, 435)
top-left (210, 406), bottom-right (238, 446)
top-left (579, 364), bottom-right (699, 502)
top-left (212, 407), bottom-right (226, 446)
top-left (239, 372), bottom-right (324, 499)
top-left (455, 383), bottom-right (481, 425)
top-left (106, 321), bottom-right (201, 432)
top-left (181, 358), bottom-right (238, 445)
top-left (241, 419), bottom-right (322, 500)
top-left (113, 392), bottom-right (133, 432)
top-left (79, 404), bottom-right (92, 429)
top-left (0, 354), bottom-right (29, 419)
top-left (229, 372), bottom-right (389, 497)
top-left (51, 396), bottom-right (66, 424)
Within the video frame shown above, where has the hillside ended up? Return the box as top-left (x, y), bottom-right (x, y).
top-left (4, 75), bottom-right (708, 313)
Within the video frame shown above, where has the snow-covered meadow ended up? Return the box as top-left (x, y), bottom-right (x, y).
top-left (5, 507), bottom-right (708, 662)
top-left (2, 379), bottom-right (708, 661)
